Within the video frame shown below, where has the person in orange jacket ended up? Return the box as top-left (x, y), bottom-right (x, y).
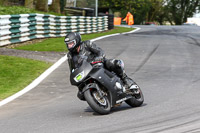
top-left (123, 12), bottom-right (134, 25)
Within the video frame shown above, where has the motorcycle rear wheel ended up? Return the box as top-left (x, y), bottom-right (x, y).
top-left (125, 85), bottom-right (144, 107)
top-left (84, 89), bottom-right (111, 115)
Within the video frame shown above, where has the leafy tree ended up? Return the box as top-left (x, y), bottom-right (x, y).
top-left (132, 0), bottom-right (151, 24)
top-left (60, 0), bottom-right (66, 13)
top-left (146, 0), bottom-right (163, 21)
top-left (99, 0), bottom-right (153, 24)
top-left (0, 0), bottom-right (9, 6)
top-left (25, 0), bottom-right (34, 9)
top-left (100, 0), bottom-right (200, 25)
top-left (0, 0), bottom-right (3, 5)
top-left (49, 0), bottom-right (61, 13)
top-left (164, 0), bottom-right (200, 25)
top-left (36, 0), bottom-right (48, 12)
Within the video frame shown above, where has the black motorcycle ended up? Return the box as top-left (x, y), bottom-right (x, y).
top-left (70, 56), bottom-right (144, 115)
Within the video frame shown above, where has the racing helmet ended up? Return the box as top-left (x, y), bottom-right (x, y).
top-left (65, 32), bottom-right (82, 52)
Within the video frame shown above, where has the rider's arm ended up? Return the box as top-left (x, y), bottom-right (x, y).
top-left (85, 41), bottom-right (105, 58)
top-left (67, 53), bottom-right (73, 72)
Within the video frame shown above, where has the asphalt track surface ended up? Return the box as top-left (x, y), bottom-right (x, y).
top-left (1, 26), bottom-right (200, 133)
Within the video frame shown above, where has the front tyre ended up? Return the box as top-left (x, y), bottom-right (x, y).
top-left (84, 89), bottom-right (111, 115)
top-left (125, 84), bottom-right (144, 107)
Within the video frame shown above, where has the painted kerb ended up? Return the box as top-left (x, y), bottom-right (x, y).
top-left (0, 14), bottom-right (108, 46)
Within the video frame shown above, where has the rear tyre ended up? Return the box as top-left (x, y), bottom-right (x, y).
top-left (84, 89), bottom-right (111, 115)
top-left (125, 84), bottom-right (144, 107)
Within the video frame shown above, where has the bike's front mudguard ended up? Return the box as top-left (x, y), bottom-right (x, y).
top-left (77, 83), bottom-right (98, 101)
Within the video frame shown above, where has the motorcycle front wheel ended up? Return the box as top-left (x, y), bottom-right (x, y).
top-left (84, 89), bottom-right (111, 115)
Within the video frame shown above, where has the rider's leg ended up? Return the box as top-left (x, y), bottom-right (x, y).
top-left (105, 59), bottom-right (134, 88)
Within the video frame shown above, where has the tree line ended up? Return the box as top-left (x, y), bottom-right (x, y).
top-left (0, 0), bottom-right (200, 25)
top-left (99, 0), bottom-right (200, 25)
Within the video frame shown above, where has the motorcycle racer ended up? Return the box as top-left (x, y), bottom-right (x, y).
top-left (65, 32), bottom-right (133, 91)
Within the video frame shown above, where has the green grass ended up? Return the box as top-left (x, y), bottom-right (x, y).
top-left (0, 55), bottom-right (52, 100)
top-left (14, 26), bottom-right (134, 52)
top-left (0, 5), bottom-right (62, 16)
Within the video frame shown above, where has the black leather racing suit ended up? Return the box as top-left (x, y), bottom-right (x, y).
top-left (67, 40), bottom-right (125, 78)
top-left (67, 40), bottom-right (104, 72)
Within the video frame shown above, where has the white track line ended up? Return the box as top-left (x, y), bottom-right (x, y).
top-left (0, 26), bottom-right (141, 107)
top-left (91, 27), bottom-right (141, 42)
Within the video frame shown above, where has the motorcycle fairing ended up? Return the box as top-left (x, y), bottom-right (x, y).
top-left (70, 61), bottom-right (93, 85)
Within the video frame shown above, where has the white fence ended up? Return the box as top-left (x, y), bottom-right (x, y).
top-left (0, 14), bottom-right (108, 46)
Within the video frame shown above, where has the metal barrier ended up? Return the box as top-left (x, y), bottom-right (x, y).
top-left (0, 14), bottom-right (108, 46)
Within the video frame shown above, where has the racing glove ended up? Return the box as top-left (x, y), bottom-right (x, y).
top-left (92, 56), bottom-right (105, 64)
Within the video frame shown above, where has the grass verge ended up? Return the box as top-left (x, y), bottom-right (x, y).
top-left (0, 55), bottom-right (52, 100)
top-left (0, 5), bottom-right (62, 16)
top-left (14, 26), bottom-right (134, 52)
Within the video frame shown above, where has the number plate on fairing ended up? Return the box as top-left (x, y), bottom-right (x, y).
top-left (74, 71), bottom-right (84, 82)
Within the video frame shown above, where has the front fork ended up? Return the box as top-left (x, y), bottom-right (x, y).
top-left (78, 83), bottom-right (105, 101)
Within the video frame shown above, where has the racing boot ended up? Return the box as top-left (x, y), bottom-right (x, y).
top-left (122, 74), bottom-right (140, 94)
top-left (122, 73), bottom-right (134, 90)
